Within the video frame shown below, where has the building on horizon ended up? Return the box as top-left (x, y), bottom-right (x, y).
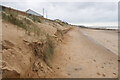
top-left (26, 9), bottom-right (43, 17)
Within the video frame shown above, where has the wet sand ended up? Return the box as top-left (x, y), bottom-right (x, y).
top-left (79, 28), bottom-right (118, 55)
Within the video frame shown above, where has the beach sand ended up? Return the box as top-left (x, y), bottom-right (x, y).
top-left (80, 28), bottom-right (118, 55)
top-left (53, 27), bottom-right (118, 78)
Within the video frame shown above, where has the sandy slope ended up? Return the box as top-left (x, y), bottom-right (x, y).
top-left (2, 20), bottom-right (70, 78)
top-left (53, 27), bottom-right (118, 78)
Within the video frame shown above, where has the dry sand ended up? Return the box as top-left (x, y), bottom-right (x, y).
top-left (53, 27), bottom-right (118, 78)
top-left (2, 19), bottom-right (118, 78)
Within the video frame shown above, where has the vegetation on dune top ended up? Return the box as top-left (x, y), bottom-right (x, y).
top-left (2, 12), bottom-right (27, 30)
top-left (2, 11), bottom-right (44, 37)
top-left (27, 15), bottom-right (41, 23)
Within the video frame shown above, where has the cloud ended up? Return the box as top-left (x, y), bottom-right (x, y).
top-left (1, 1), bottom-right (118, 26)
top-left (45, 2), bottom-right (118, 25)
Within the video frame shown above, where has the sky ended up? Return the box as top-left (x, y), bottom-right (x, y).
top-left (0, 0), bottom-right (119, 26)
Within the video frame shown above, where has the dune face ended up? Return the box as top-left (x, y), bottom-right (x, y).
top-left (1, 6), bottom-right (118, 78)
top-left (1, 6), bottom-right (71, 78)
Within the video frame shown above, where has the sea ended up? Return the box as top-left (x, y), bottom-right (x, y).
top-left (88, 26), bottom-right (119, 30)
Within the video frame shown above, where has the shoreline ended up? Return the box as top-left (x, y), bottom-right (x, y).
top-left (80, 29), bottom-right (117, 55)
top-left (79, 27), bottom-right (118, 55)
top-left (78, 26), bottom-right (118, 31)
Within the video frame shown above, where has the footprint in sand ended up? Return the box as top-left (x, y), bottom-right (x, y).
top-left (67, 73), bottom-right (71, 76)
top-left (93, 59), bottom-right (96, 62)
top-left (113, 73), bottom-right (116, 75)
top-left (57, 67), bottom-right (60, 69)
top-left (101, 66), bottom-right (104, 68)
top-left (97, 72), bottom-right (101, 76)
top-left (74, 68), bottom-right (82, 71)
top-left (102, 74), bottom-right (106, 77)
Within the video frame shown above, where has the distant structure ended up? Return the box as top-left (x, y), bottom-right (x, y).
top-left (55, 19), bottom-right (68, 24)
top-left (26, 9), bottom-right (43, 17)
top-left (55, 19), bottom-right (62, 23)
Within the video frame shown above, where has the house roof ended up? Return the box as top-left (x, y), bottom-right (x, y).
top-left (26, 9), bottom-right (43, 17)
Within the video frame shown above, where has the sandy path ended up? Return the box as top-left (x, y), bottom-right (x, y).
top-left (53, 27), bottom-right (118, 78)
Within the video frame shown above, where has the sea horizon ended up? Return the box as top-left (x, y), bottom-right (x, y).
top-left (86, 26), bottom-right (118, 29)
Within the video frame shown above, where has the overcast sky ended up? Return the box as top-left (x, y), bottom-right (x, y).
top-left (0, 0), bottom-right (118, 26)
